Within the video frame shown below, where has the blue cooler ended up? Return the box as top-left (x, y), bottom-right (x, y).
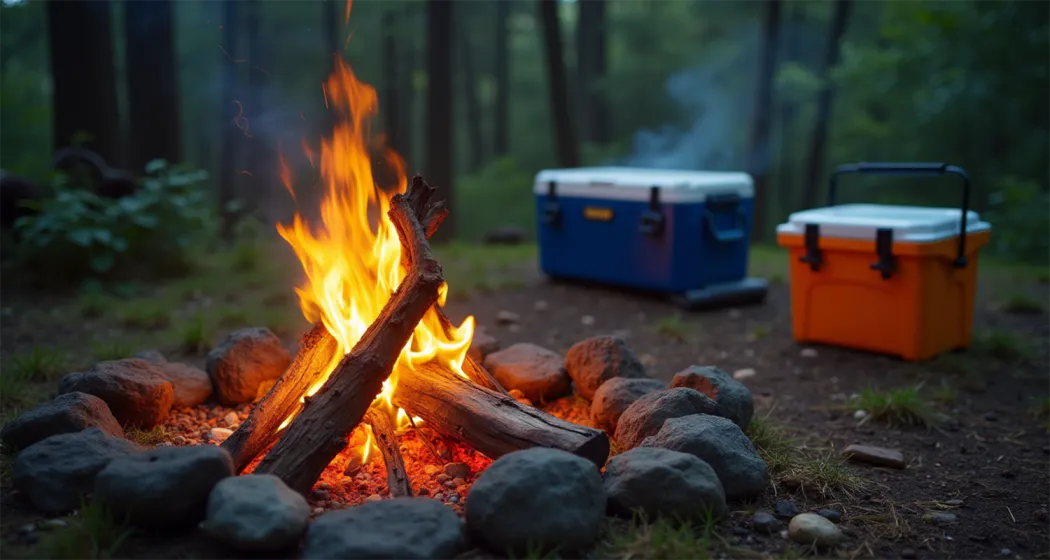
top-left (534, 167), bottom-right (768, 309)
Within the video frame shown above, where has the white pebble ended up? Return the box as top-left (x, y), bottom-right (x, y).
top-left (209, 427), bottom-right (233, 443)
top-left (733, 368), bottom-right (757, 381)
top-left (223, 412), bottom-right (239, 427)
top-left (853, 409), bottom-right (868, 420)
top-left (534, 300), bottom-right (549, 311)
top-left (800, 348), bottom-right (819, 358)
top-left (580, 315), bottom-right (595, 326)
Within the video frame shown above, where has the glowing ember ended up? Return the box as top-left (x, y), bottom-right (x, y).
top-left (274, 13), bottom-right (472, 453)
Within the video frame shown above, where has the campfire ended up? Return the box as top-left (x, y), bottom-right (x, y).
top-left (222, 57), bottom-right (608, 496)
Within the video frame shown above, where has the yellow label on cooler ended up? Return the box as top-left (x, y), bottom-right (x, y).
top-left (583, 206), bottom-right (614, 221)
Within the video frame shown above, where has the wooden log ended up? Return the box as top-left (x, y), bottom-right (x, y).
top-left (392, 361), bottom-right (610, 467)
top-left (252, 176), bottom-right (447, 495)
top-left (364, 408), bottom-right (412, 497)
top-left (222, 321), bottom-right (338, 472)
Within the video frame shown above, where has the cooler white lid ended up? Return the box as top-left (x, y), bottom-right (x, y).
top-left (533, 167), bottom-right (754, 203)
top-left (777, 203), bottom-right (990, 243)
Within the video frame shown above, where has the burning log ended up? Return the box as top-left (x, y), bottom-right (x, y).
top-left (392, 361), bottom-right (609, 467)
top-left (364, 408), bottom-right (412, 497)
top-left (250, 176), bottom-right (448, 495)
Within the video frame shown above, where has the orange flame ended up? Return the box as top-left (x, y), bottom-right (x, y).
top-left (274, 57), bottom-right (472, 451)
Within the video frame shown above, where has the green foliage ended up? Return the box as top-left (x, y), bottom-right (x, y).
top-left (7, 346), bottom-right (68, 381)
top-left (118, 302), bottom-right (172, 329)
top-left (747, 417), bottom-right (867, 499)
top-left (91, 340), bottom-right (133, 362)
top-left (454, 157), bottom-right (536, 243)
top-left (985, 178), bottom-right (1050, 265)
top-left (971, 329), bottom-right (1036, 363)
top-left (13, 160), bottom-right (214, 286)
top-left (851, 385), bottom-right (936, 427)
top-left (34, 497), bottom-right (135, 560)
top-left (177, 312), bottom-right (213, 354)
top-left (655, 313), bottom-right (687, 341)
top-left (124, 425), bottom-right (167, 447)
top-left (1000, 292), bottom-right (1044, 315)
top-left (597, 511), bottom-right (715, 560)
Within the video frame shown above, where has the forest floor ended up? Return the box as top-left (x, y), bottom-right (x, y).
top-left (1, 241), bottom-right (1047, 559)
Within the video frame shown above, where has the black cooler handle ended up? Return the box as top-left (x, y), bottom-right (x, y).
top-left (828, 162), bottom-right (972, 268)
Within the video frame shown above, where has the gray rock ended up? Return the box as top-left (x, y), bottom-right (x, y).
top-left (154, 362), bottom-right (213, 408)
top-left (58, 359), bottom-right (174, 428)
top-left (202, 474), bottom-right (310, 552)
top-left (816, 508), bottom-right (842, 523)
top-left (669, 366), bottom-right (754, 430)
top-left (751, 510), bottom-right (779, 534)
top-left (132, 350), bottom-right (167, 364)
top-left (12, 428), bottom-right (140, 513)
top-left (603, 447), bottom-right (727, 520)
top-left (467, 327), bottom-right (500, 363)
top-left (788, 513), bottom-right (844, 548)
top-left (775, 499), bottom-right (799, 519)
top-left (482, 343), bottom-right (570, 403)
top-left (842, 444), bottom-right (906, 469)
top-left (94, 445), bottom-right (234, 529)
top-left (564, 336), bottom-right (647, 401)
top-left (302, 498), bottom-right (464, 559)
top-left (639, 414), bottom-right (768, 500)
top-left (614, 388), bottom-right (718, 450)
top-left (206, 328), bottom-right (291, 406)
top-left (590, 377), bottom-right (666, 434)
top-left (923, 511), bottom-right (957, 525)
top-left (466, 448), bottom-right (604, 554)
top-left (1, 392), bottom-right (123, 450)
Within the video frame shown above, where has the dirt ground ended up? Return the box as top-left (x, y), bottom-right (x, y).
top-left (1, 244), bottom-right (1047, 559)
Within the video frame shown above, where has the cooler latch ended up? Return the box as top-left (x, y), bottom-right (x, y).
top-left (638, 186), bottom-right (665, 237)
top-left (799, 223), bottom-right (822, 271)
top-left (870, 228), bottom-right (896, 280)
top-left (542, 181), bottom-right (561, 227)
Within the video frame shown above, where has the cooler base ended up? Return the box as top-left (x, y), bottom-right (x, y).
top-left (669, 277), bottom-right (769, 311)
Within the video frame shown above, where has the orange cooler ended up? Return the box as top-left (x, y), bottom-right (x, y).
top-left (776, 163), bottom-right (991, 361)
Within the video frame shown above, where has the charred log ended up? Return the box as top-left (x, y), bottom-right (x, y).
top-left (364, 407), bottom-right (412, 497)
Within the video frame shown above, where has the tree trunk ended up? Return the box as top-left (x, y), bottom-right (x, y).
top-left (219, 0), bottom-right (241, 237)
top-left (323, 0), bottom-right (339, 60)
top-left (46, 0), bottom-right (123, 167)
top-left (123, 0), bottom-right (181, 172)
top-left (802, 0), bottom-right (853, 209)
top-left (539, 0), bottom-right (580, 168)
top-left (382, 11), bottom-right (403, 158)
top-left (776, 2), bottom-right (803, 212)
top-left (747, 0), bottom-right (781, 243)
top-left (244, 0), bottom-right (268, 221)
top-left (576, 0), bottom-right (608, 144)
top-left (493, 0), bottom-right (509, 157)
top-left (425, 0), bottom-right (454, 242)
top-left (459, 33), bottom-right (484, 171)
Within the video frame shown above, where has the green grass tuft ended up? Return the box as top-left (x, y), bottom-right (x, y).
top-left (177, 313), bottom-right (213, 354)
top-left (232, 240), bottom-right (261, 272)
top-left (971, 329), bottom-right (1035, 363)
top-left (655, 313), bottom-right (687, 341)
top-left (76, 290), bottom-right (114, 319)
top-left (119, 302), bottom-right (172, 329)
top-left (34, 497), bottom-right (135, 560)
top-left (597, 511), bottom-right (716, 560)
top-left (745, 416), bottom-right (797, 473)
top-left (91, 340), bottom-right (133, 362)
top-left (746, 416), bottom-right (868, 499)
top-left (851, 385), bottom-right (936, 428)
top-left (7, 346), bottom-right (68, 382)
top-left (124, 425), bottom-right (168, 447)
top-left (749, 324), bottom-right (771, 341)
top-left (930, 380), bottom-right (959, 406)
top-left (1001, 293), bottom-right (1045, 314)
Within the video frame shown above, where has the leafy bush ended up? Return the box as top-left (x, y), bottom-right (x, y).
top-left (13, 160), bottom-right (216, 285)
top-left (984, 177), bottom-right (1050, 265)
top-left (455, 157), bottom-right (537, 243)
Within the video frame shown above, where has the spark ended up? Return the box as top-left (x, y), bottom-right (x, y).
top-left (219, 45), bottom-right (245, 63)
top-left (232, 100), bottom-right (252, 138)
top-left (322, 83), bottom-right (330, 109)
top-left (238, 170), bottom-right (254, 177)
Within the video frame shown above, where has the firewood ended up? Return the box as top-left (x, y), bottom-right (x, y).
top-left (364, 407), bottom-right (412, 497)
top-left (222, 321), bottom-right (338, 472)
top-left (392, 360), bottom-right (610, 467)
top-left (251, 176), bottom-right (447, 495)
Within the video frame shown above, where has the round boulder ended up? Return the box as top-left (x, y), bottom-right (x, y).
top-left (94, 445), bottom-right (234, 529)
top-left (603, 447), bottom-right (727, 520)
top-left (614, 388), bottom-right (718, 450)
top-left (12, 428), bottom-right (140, 513)
top-left (466, 448), bottom-right (604, 554)
top-left (202, 474), bottom-right (310, 552)
top-left (302, 498), bottom-right (464, 559)
top-left (482, 343), bottom-right (570, 403)
top-left (669, 365), bottom-right (754, 430)
top-left (206, 328), bottom-right (291, 406)
top-left (640, 414), bottom-right (768, 500)
top-left (1, 392), bottom-right (123, 450)
top-left (155, 362), bottom-right (213, 409)
top-left (590, 377), bottom-right (666, 434)
top-left (564, 336), bottom-right (647, 401)
top-left (58, 359), bottom-right (174, 429)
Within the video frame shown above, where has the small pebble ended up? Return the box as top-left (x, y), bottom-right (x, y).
top-left (496, 310), bottom-right (519, 325)
top-left (534, 300), bottom-right (549, 311)
top-left (39, 519), bottom-right (68, 530)
top-left (17, 523), bottom-right (35, 536)
top-left (580, 315), bottom-right (595, 326)
top-left (751, 510), bottom-right (779, 534)
top-left (364, 494), bottom-right (382, 503)
top-left (731, 526), bottom-right (749, 537)
top-left (417, 487), bottom-right (430, 496)
top-left (816, 508), bottom-right (842, 523)
top-left (449, 495), bottom-right (459, 503)
top-left (901, 548), bottom-right (917, 559)
top-left (208, 427), bottom-right (233, 443)
top-left (433, 492), bottom-right (444, 501)
top-left (853, 409), bottom-right (868, 420)
top-left (444, 481), bottom-right (455, 489)
top-left (424, 465), bottom-right (440, 476)
top-left (436, 473), bottom-right (451, 484)
top-left (984, 412), bottom-right (999, 422)
top-left (311, 489), bottom-right (330, 501)
top-left (775, 499), bottom-right (799, 518)
top-left (1000, 548), bottom-right (1012, 557)
top-left (800, 348), bottom-right (819, 358)
top-left (924, 511), bottom-right (957, 525)
top-left (452, 477), bottom-right (466, 487)
top-left (733, 368), bottom-right (757, 381)
top-left (443, 462), bottom-right (470, 479)
top-left (173, 435), bottom-right (187, 445)
top-left (943, 499), bottom-right (964, 506)
top-left (312, 507), bottom-right (324, 515)
top-left (223, 411), bottom-right (239, 427)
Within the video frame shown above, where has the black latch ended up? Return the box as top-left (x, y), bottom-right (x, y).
top-left (542, 181), bottom-right (561, 226)
top-left (638, 186), bottom-right (665, 236)
top-left (799, 223), bottom-right (822, 270)
top-left (870, 227), bottom-right (896, 280)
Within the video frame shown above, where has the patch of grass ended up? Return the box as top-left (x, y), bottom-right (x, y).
top-left (971, 329), bottom-right (1035, 363)
top-left (77, 290), bottom-right (113, 319)
top-left (928, 351), bottom-right (979, 376)
top-left (232, 240), bottom-right (261, 272)
top-left (749, 324), bottom-right (771, 341)
top-left (34, 497), bottom-right (135, 560)
top-left (1001, 293), bottom-right (1044, 314)
top-left (655, 313), bottom-right (687, 341)
top-left (597, 511), bottom-right (716, 560)
top-left (91, 340), bottom-right (133, 362)
top-left (851, 385), bottom-right (936, 428)
top-left (7, 346), bottom-right (68, 381)
top-left (119, 302), bottom-right (172, 329)
top-left (786, 452), bottom-right (868, 500)
top-left (124, 425), bottom-right (167, 446)
top-left (177, 313), bottom-right (213, 354)
top-left (437, 243), bottom-right (537, 294)
top-left (745, 416), bottom-right (797, 473)
top-left (217, 308), bottom-right (250, 328)
top-left (930, 381), bottom-right (959, 406)
top-left (0, 367), bottom-right (38, 413)
top-left (1036, 270), bottom-right (1050, 284)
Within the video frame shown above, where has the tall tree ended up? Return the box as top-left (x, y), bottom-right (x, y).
top-left (458, 32), bottom-right (484, 171)
top-left (123, 0), bottom-right (181, 171)
top-left (382, 11), bottom-right (404, 158)
top-left (426, 0), bottom-right (454, 241)
top-left (244, 0), bottom-right (270, 221)
top-left (576, 0), bottom-right (608, 144)
top-left (539, 0), bottom-right (580, 168)
top-left (802, 0), bottom-right (853, 209)
top-left (775, 2), bottom-right (804, 211)
top-left (219, 0), bottom-right (241, 237)
top-left (46, 0), bottom-right (123, 167)
top-left (493, 0), bottom-right (509, 157)
top-left (747, 0), bottom-right (781, 241)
